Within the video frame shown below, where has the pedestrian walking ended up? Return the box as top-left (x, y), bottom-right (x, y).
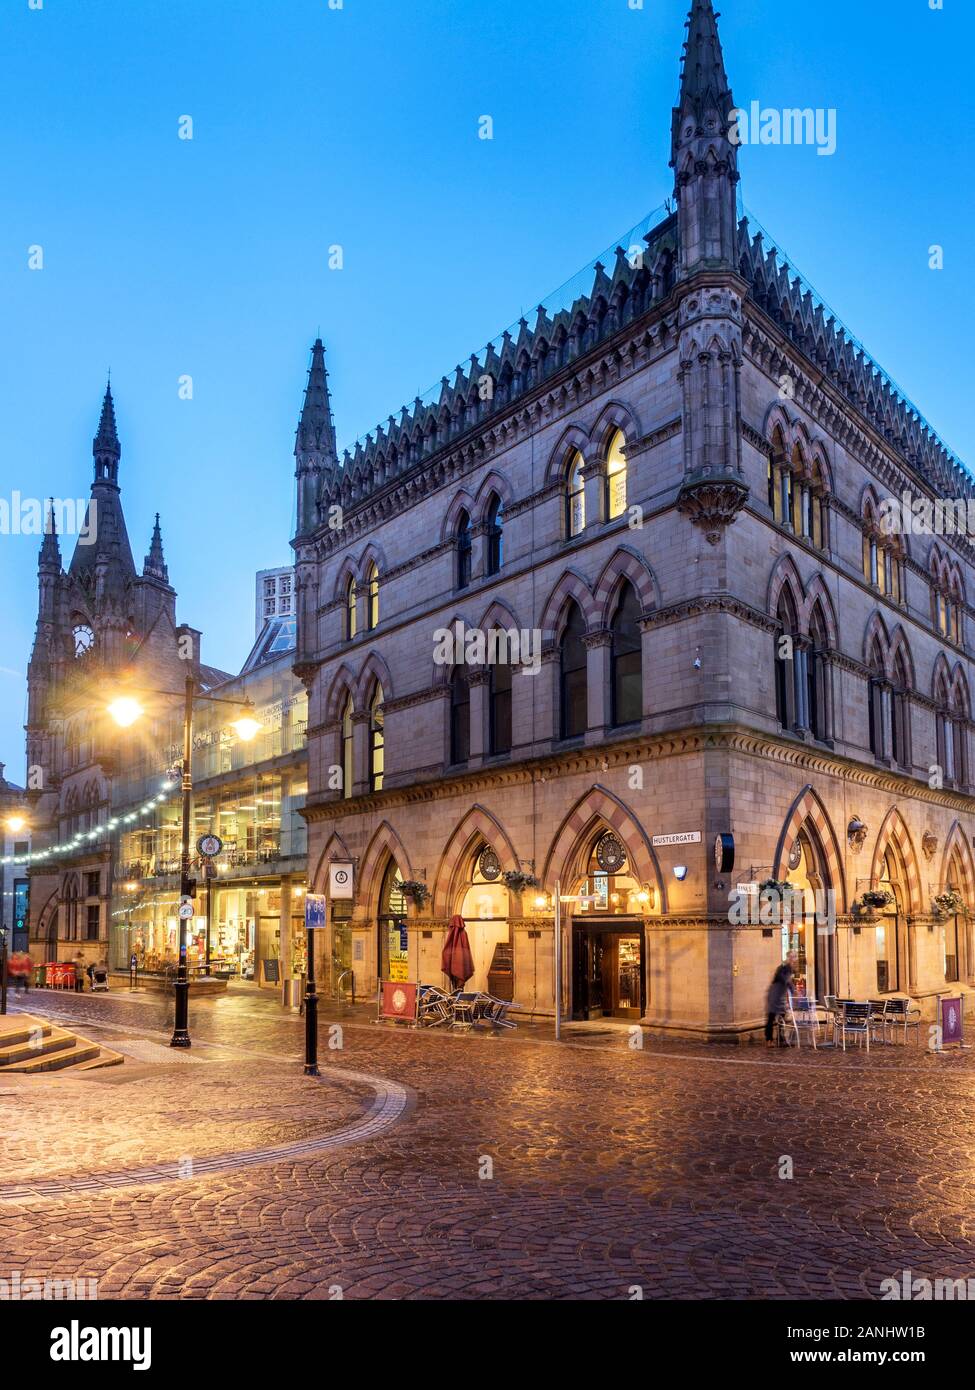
top-left (765, 951), bottom-right (797, 1046)
top-left (74, 952), bottom-right (86, 992)
top-left (8, 951), bottom-right (31, 994)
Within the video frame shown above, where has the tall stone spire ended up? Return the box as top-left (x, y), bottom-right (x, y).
top-left (143, 513), bottom-right (169, 583)
top-left (70, 384), bottom-right (136, 590)
top-left (294, 338), bottom-right (339, 537)
top-left (670, 0), bottom-right (739, 276)
top-left (39, 499), bottom-right (61, 572)
top-left (93, 379), bottom-right (121, 485)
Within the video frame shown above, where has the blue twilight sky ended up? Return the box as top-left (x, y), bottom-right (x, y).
top-left (0, 0), bottom-right (972, 778)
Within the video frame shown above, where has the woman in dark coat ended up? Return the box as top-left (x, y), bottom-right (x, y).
top-left (765, 951), bottom-right (797, 1045)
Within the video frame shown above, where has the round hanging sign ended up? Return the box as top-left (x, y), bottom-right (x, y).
top-left (595, 832), bottom-right (627, 874)
top-left (197, 834), bottom-right (223, 859)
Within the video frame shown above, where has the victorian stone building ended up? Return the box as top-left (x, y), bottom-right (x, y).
top-left (294, 0), bottom-right (974, 1037)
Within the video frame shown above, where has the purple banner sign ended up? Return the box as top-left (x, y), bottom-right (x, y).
top-left (941, 996), bottom-right (964, 1046)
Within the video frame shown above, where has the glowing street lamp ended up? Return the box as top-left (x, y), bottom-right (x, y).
top-left (107, 696), bottom-right (144, 728)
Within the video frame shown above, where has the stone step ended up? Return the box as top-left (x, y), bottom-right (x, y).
top-left (0, 1029), bottom-right (76, 1067)
top-left (1, 1038), bottom-right (103, 1073)
top-left (0, 1014), bottom-right (125, 1074)
top-left (70, 1049), bottom-right (125, 1071)
top-left (0, 1020), bottom-right (54, 1051)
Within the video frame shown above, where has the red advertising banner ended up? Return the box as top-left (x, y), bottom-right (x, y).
top-left (940, 995), bottom-right (964, 1047)
top-left (380, 980), bottom-right (418, 1023)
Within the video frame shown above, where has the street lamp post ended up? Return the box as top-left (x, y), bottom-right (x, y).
top-left (108, 679), bottom-right (259, 1049)
top-left (172, 674), bottom-right (195, 1048)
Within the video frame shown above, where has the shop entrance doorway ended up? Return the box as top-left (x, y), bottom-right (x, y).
top-left (572, 923), bottom-right (645, 1020)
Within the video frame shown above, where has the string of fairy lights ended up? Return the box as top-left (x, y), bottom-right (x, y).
top-left (0, 776), bottom-right (179, 870)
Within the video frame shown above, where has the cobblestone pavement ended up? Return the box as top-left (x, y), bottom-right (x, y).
top-left (4, 985), bottom-right (975, 1299)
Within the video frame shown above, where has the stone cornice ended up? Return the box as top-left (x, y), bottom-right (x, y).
top-left (302, 719), bottom-right (975, 822)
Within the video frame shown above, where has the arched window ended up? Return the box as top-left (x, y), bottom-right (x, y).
top-left (935, 672), bottom-right (951, 781)
top-left (606, 429), bottom-right (627, 520)
top-left (952, 685), bottom-right (968, 787)
top-left (891, 650), bottom-right (910, 769)
top-left (346, 576), bottom-right (358, 640)
top-left (456, 510), bottom-right (472, 589)
top-left (610, 582), bottom-right (642, 727)
top-left (560, 601), bottom-right (588, 739)
top-left (768, 426), bottom-right (787, 521)
top-left (366, 562), bottom-right (379, 631)
top-left (378, 860), bottom-right (407, 981)
top-left (807, 457), bottom-right (827, 549)
top-left (489, 659), bottom-right (512, 756)
top-left (449, 668), bottom-right (470, 766)
top-left (774, 590), bottom-right (800, 730)
top-left (486, 495), bottom-right (504, 575)
top-left (369, 683), bottom-right (384, 792)
top-left (807, 602), bottom-right (830, 742)
top-left (341, 693), bottom-right (354, 799)
top-left (566, 450), bottom-right (586, 537)
top-left (867, 638), bottom-right (885, 759)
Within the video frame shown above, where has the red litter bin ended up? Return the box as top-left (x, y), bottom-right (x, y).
top-left (63, 963), bottom-right (76, 990)
top-left (47, 962), bottom-right (63, 989)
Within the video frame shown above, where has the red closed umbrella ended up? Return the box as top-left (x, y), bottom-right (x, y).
top-left (441, 914), bottom-right (474, 989)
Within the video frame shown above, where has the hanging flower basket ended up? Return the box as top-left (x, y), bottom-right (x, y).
top-left (758, 878), bottom-right (792, 898)
top-left (399, 880), bottom-right (430, 908)
top-left (932, 890), bottom-right (964, 919)
top-left (502, 870), bottom-right (539, 893)
top-left (861, 889), bottom-right (894, 910)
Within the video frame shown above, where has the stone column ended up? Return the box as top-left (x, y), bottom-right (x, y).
top-left (584, 629), bottom-right (612, 743)
top-left (468, 670), bottom-right (489, 765)
top-left (582, 460), bottom-right (606, 529)
top-left (352, 709), bottom-right (371, 795)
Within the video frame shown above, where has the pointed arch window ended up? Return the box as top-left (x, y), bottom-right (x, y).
top-left (774, 590), bottom-right (800, 730)
top-left (489, 657), bottom-right (512, 756)
top-left (807, 603), bottom-right (830, 743)
top-left (566, 451), bottom-right (586, 537)
top-left (341, 693), bottom-right (354, 799)
top-left (560, 601), bottom-right (588, 739)
top-left (890, 651), bottom-right (911, 769)
top-left (369, 683), bottom-right (384, 792)
top-left (450, 668), bottom-right (470, 766)
top-left (346, 576), bottom-right (358, 640)
top-left (456, 510), bottom-right (472, 590)
top-left (952, 700), bottom-right (968, 788)
top-left (366, 562), bottom-right (379, 631)
top-left (486, 495), bottom-right (504, 575)
top-left (606, 429), bottom-right (627, 520)
top-left (867, 639), bottom-right (886, 759)
top-left (610, 582), bottom-right (642, 727)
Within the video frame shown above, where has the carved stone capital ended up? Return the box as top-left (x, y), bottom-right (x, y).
top-left (676, 474), bottom-right (749, 545)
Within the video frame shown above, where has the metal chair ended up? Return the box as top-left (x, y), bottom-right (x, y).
top-left (783, 996), bottom-right (822, 1050)
top-left (867, 998), bottom-right (889, 1045)
top-left (836, 1001), bottom-right (871, 1051)
top-left (417, 984), bottom-right (452, 1028)
top-left (883, 996), bottom-right (921, 1045)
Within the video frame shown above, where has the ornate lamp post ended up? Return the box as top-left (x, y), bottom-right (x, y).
top-left (108, 677), bottom-right (259, 1047)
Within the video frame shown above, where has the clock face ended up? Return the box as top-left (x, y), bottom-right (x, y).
top-left (714, 833), bottom-right (735, 875)
top-left (73, 624), bottom-right (94, 657)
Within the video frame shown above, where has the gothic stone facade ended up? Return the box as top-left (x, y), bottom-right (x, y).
top-left (25, 387), bottom-right (225, 968)
top-left (293, 0), bottom-right (975, 1037)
